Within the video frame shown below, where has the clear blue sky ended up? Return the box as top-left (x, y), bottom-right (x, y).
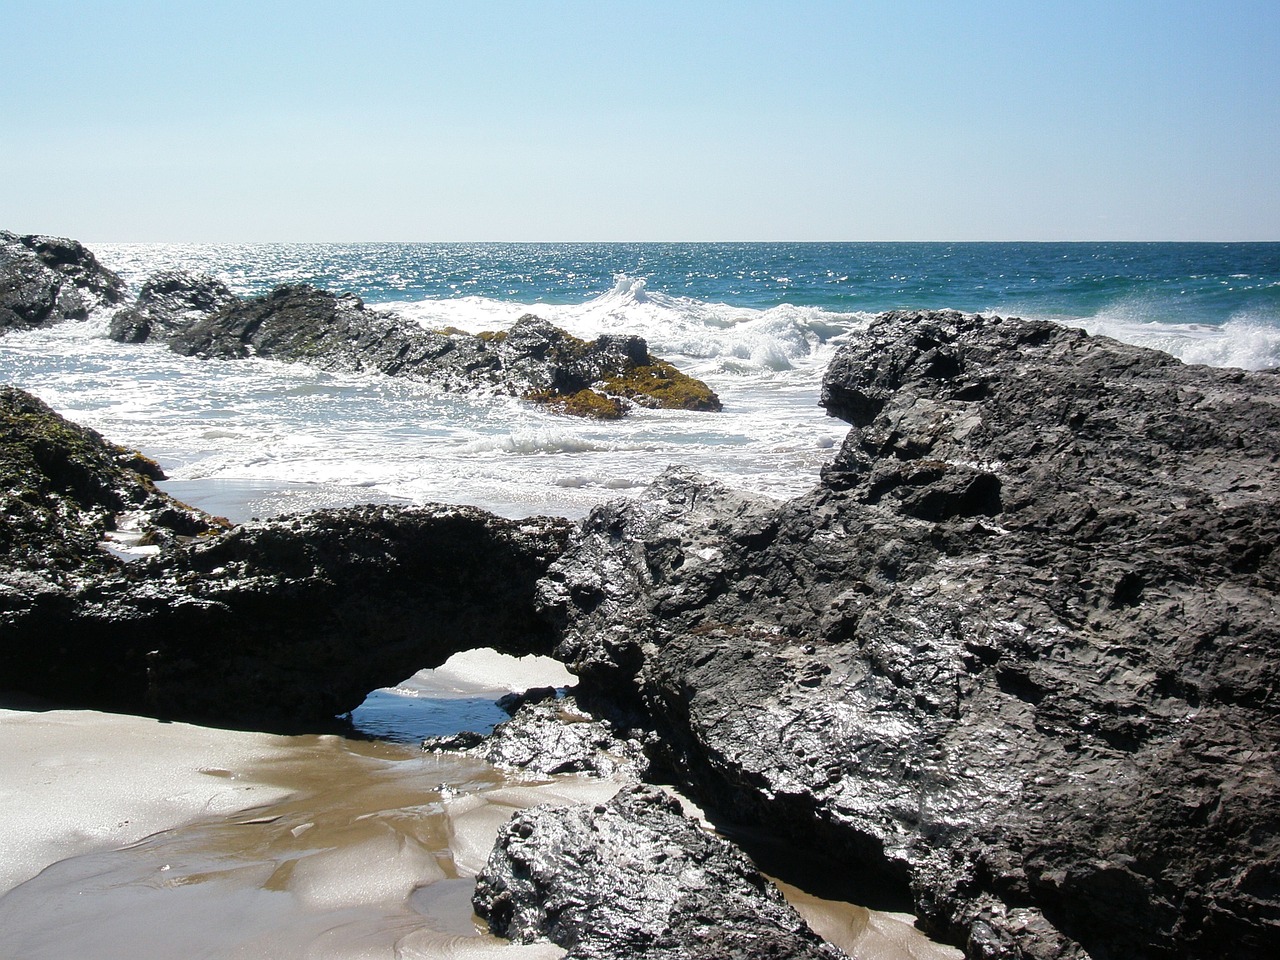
top-left (3, 0), bottom-right (1277, 241)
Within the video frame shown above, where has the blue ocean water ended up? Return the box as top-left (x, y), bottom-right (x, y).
top-left (96, 241), bottom-right (1280, 329)
top-left (3, 241), bottom-right (1277, 523)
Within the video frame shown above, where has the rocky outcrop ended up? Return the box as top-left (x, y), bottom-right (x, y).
top-left (538, 312), bottom-right (1280, 959)
top-left (165, 283), bottom-right (720, 417)
top-left (9, 301), bottom-right (1280, 957)
top-left (0, 231), bottom-right (125, 332)
top-left (1, 499), bottom-right (572, 727)
top-left (0, 386), bottom-right (216, 573)
top-left (0, 386), bottom-right (573, 727)
top-left (108, 270), bottom-right (238, 343)
top-left (473, 783), bottom-right (842, 960)
top-left (3, 227), bottom-right (721, 417)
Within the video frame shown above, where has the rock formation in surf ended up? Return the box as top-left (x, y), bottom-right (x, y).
top-left (157, 282), bottom-right (720, 417)
top-left (0, 230), bottom-right (126, 332)
top-left (0, 385), bottom-right (217, 573)
top-left (2, 229), bottom-right (720, 417)
top-left (108, 270), bottom-right (238, 343)
top-left (5, 292), bottom-right (1280, 958)
top-left (0, 385), bottom-right (572, 726)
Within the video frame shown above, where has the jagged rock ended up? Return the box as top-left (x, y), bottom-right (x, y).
top-left (496, 685), bottom-right (560, 716)
top-left (0, 381), bottom-right (573, 727)
top-left (0, 230), bottom-right (125, 332)
top-left (109, 270), bottom-right (238, 343)
top-left (473, 783), bottom-right (842, 960)
top-left (0, 501), bottom-right (572, 726)
top-left (538, 312), bottom-right (1280, 959)
top-left (0, 386), bottom-right (215, 574)
top-left (425, 694), bottom-right (650, 778)
top-left (166, 284), bottom-right (719, 417)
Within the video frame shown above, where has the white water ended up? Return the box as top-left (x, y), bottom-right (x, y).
top-left (0, 291), bottom-right (851, 520)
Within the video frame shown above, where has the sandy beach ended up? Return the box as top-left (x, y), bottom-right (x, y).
top-left (0, 650), bottom-right (960, 959)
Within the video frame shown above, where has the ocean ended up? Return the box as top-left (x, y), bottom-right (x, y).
top-left (3, 242), bottom-right (1277, 522)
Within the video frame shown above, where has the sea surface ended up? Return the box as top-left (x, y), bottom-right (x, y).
top-left (3, 242), bottom-right (1277, 521)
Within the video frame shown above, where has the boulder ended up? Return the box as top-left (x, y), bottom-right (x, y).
top-left (538, 312), bottom-right (1280, 959)
top-left (473, 783), bottom-right (842, 960)
top-left (0, 230), bottom-right (125, 332)
top-left (424, 693), bottom-right (651, 779)
top-left (109, 270), bottom-right (238, 343)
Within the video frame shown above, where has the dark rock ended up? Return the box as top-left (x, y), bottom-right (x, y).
top-left (496, 685), bottom-right (561, 715)
top-left (0, 231), bottom-right (125, 332)
top-left (0, 386), bottom-right (216, 574)
top-left (167, 284), bottom-right (719, 416)
top-left (0, 383), bottom-right (574, 728)
top-left (473, 783), bottom-right (842, 960)
top-left (109, 270), bottom-right (238, 343)
top-left (539, 312), bottom-right (1280, 959)
top-left (432, 694), bottom-right (650, 778)
top-left (0, 502), bottom-right (572, 727)
top-left (422, 730), bottom-right (488, 751)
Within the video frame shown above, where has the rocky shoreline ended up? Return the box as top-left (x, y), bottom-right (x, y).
top-left (3, 231), bottom-right (1279, 958)
top-left (1, 230), bottom-right (719, 419)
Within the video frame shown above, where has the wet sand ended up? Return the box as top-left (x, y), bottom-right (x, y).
top-left (0, 651), bottom-right (960, 959)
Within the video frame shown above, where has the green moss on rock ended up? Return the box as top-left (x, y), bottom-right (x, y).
top-left (603, 360), bottom-right (722, 412)
top-left (525, 388), bottom-right (627, 420)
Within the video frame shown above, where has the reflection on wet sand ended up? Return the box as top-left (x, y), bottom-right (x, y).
top-left (0, 651), bottom-right (961, 959)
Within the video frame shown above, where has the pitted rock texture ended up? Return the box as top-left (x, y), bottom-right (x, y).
top-left (538, 312), bottom-right (1280, 959)
top-left (1, 503), bottom-right (572, 726)
top-left (473, 783), bottom-right (842, 960)
top-left (0, 391), bottom-right (572, 726)
top-left (0, 230), bottom-right (125, 332)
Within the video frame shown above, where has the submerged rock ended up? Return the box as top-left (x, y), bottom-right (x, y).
top-left (539, 312), bottom-right (1280, 959)
top-left (108, 270), bottom-right (238, 343)
top-left (473, 783), bottom-right (842, 960)
top-left (166, 283), bottom-right (719, 417)
top-left (0, 230), bottom-right (125, 332)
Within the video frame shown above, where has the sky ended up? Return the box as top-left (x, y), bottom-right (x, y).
top-left (2, 0), bottom-right (1278, 242)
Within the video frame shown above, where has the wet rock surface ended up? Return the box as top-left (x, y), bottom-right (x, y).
top-left (473, 783), bottom-right (842, 960)
top-left (6, 302), bottom-right (1280, 958)
top-left (2, 500), bottom-right (572, 727)
top-left (425, 693), bottom-right (651, 779)
top-left (108, 270), bottom-right (238, 343)
top-left (0, 386), bottom-right (215, 573)
top-left (0, 231), bottom-right (125, 332)
top-left (540, 312), bottom-right (1280, 959)
top-left (0, 386), bottom-right (572, 726)
top-left (164, 283), bottom-right (719, 416)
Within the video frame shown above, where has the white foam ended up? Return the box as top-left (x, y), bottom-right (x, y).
top-left (1079, 314), bottom-right (1280, 370)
